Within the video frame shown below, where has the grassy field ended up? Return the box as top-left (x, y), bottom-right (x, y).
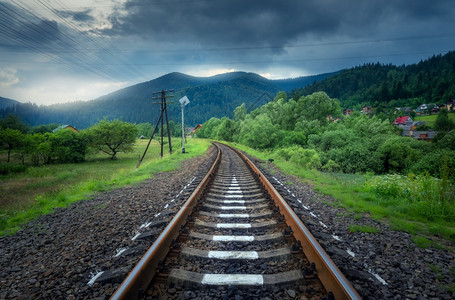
top-left (415, 112), bottom-right (455, 127)
top-left (226, 142), bottom-right (455, 247)
top-left (0, 138), bottom-right (211, 236)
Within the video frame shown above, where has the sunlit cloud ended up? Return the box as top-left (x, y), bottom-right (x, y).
top-left (0, 68), bottom-right (19, 87)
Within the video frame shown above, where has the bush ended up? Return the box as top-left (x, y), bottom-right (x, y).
top-left (0, 163), bottom-right (27, 176)
top-left (274, 146), bottom-right (321, 169)
top-left (321, 159), bottom-right (341, 173)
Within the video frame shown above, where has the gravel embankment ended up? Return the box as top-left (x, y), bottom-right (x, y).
top-left (0, 146), bottom-right (217, 300)
top-left (1, 145), bottom-right (454, 299)
top-left (248, 155), bottom-right (455, 300)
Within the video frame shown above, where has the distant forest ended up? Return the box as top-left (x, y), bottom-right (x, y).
top-left (295, 51), bottom-right (455, 111)
top-left (1, 51), bottom-right (454, 128)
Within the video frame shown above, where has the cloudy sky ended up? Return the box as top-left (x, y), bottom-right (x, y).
top-left (0, 0), bottom-right (454, 105)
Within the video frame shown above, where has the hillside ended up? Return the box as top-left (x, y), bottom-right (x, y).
top-left (296, 51), bottom-right (455, 109)
top-left (0, 71), bottom-right (331, 128)
top-left (0, 97), bottom-right (20, 110)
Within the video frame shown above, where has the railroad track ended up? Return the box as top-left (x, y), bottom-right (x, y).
top-left (111, 143), bottom-right (360, 299)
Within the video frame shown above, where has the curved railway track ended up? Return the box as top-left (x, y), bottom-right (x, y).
top-left (111, 143), bottom-right (361, 299)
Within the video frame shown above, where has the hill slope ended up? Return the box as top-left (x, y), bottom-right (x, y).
top-left (0, 96), bottom-right (20, 110)
top-left (297, 51), bottom-right (455, 109)
top-left (0, 71), bottom-right (330, 128)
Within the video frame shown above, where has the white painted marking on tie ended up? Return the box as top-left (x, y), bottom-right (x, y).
top-left (201, 274), bottom-right (263, 285)
top-left (212, 235), bottom-right (254, 242)
top-left (87, 271), bottom-right (104, 286)
top-left (207, 251), bottom-right (259, 259)
top-left (221, 206), bottom-right (246, 210)
top-left (218, 213), bottom-right (250, 218)
top-left (131, 232), bottom-right (141, 241)
top-left (224, 194), bottom-right (244, 198)
top-left (223, 200), bottom-right (245, 204)
top-left (369, 269), bottom-right (388, 285)
top-left (216, 223), bottom-right (252, 229)
top-left (114, 248), bottom-right (128, 257)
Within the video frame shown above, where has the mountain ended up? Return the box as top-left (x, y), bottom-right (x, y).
top-left (0, 96), bottom-right (20, 110)
top-left (0, 71), bottom-right (331, 128)
top-left (296, 51), bottom-right (455, 109)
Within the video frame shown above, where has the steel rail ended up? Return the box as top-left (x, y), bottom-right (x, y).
top-left (227, 144), bottom-right (361, 300)
top-left (110, 143), bottom-right (221, 299)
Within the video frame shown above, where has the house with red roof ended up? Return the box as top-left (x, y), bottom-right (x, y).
top-left (392, 116), bottom-right (412, 125)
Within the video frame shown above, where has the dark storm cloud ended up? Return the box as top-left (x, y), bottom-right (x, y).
top-left (58, 9), bottom-right (95, 23)
top-left (0, 2), bottom-right (62, 49)
top-left (105, 0), bottom-right (455, 49)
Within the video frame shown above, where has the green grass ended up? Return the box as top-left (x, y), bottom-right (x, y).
top-left (225, 141), bottom-right (455, 246)
top-left (0, 138), bottom-right (211, 236)
top-left (414, 112), bottom-right (455, 127)
top-left (348, 224), bottom-right (379, 233)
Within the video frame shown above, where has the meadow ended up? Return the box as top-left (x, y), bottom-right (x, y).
top-left (415, 113), bottom-right (455, 127)
top-left (0, 138), bottom-right (211, 236)
top-left (227, 142), bottom-right (455, 247)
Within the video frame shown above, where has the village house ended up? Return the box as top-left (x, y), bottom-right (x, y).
top-left (439, 99), bottom-right (455, 112)
top-left (392, 116), bottom-right (435, 140)
top-left (52, 124), bottom-right (78, 133)
top-left (409, 130), bottom-right (438, 141)
top-left (360, 106), bottom-right (372, 114)
top-left (394, 107), bottom-right (412, 115)
top-left (414, 103), bottom-right (438, 115)
top-left (343, 108), bottom-right (353, 116)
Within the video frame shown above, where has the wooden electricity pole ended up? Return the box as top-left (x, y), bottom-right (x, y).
top-left (136, 89), bottom-right (174, 168)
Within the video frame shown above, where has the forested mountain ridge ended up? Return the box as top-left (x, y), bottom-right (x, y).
top-left (0, 71), bottom-right (332, 128)
top-left (0, 97), bottom-right (19, 110)
top-left (296, 51), bottom-right (455, 110)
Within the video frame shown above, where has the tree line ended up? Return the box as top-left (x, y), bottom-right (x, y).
top-left (198, 91), bottom-right (455, 179)
top-left (0, 116), bottom-right (182, 172)
top-left (294, 51), bottom-right (455, 111)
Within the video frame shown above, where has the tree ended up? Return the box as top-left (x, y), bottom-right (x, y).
top-left (48, 130), bottom-right (87, 163)
top-left (434, 109), bottom-right (455, 132)
top-left (296, 92), bottom-right (341, 123)
top-left (86, 119), bottom-right (138, 160)
top-left (0, 115), bottom-right (29, 133)
top-left (0, 128), bottom-right (24, 162)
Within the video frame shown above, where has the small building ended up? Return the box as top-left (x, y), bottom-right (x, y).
top-left (409, 130), bottom-right (437, 141)
top-left (52, 124), bottom-right (78, 133)
top-left (192, 124), bottom-right (203, 133)
top-left (415, 103), bottom-right (438, 115)
top-left (394, 107), bottom-right (412, 115)
top-left (392, 116), bottom-right (412, 125)
top-left (360, 106), bottom-right (372, 114)
top-left (440, 99), bottom-right (455, 112)
top-left (343, 108), bottom-right (353, 116)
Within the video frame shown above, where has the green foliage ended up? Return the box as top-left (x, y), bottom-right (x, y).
top-left (0, 128), bottom-right (24, 163)
top-left (365, 173), bottom-right (455, 222)
top-left (297, 51), bottom-right (455, 108)
top-left (274, 146), bottom-right (321, 169)
top-left (375, 136), bottom-right (422, 174)
top-left (434, 109), bottom-right (455, 132)
top-left (86, 119), bottom-right (138, 160)
top-left (47, 130), bottom-right (87, 163)
top-left (296, 91), bottom-right (341, 123)
top-left (0, 115), bottom-right (29, 133)
top-left (0, 163), bottom-right (27, 176)
top-left (438, 130), bottom-right (455, 150)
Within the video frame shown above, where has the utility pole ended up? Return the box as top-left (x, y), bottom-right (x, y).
top-left (152, 90), bottom-right (174, 158)
top-left (136, 89), bottom-right (174, 168)
top-left (179, 96), bottom-right (190, 153)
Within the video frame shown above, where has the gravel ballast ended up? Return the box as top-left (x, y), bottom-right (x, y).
top-left (1, 145), bottom-right (454, 299)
